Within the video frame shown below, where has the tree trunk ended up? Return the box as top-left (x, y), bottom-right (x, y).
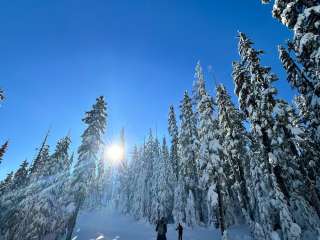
top-left (309, 181), bottom-right (320, 217)
top-left (273, 165), bottom-right (290, 200)
top-left (65, 199), bottom-right (82, 240)
top-left (234, 157), bottom-right (251, 215)
top-left (216, 176), bottom-right (225, 235)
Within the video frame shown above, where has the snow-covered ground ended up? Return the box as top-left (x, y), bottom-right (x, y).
top-left (74, 207), bottom-right (253, 240)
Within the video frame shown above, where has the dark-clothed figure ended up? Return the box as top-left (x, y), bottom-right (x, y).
top-left (176, 223), bottom-right (183, 240)
top-left (156, 217), bottom-right (167, 240)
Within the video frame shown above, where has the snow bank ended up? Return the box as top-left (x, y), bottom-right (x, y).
top-left (73, 207), bottom-right (253, 240)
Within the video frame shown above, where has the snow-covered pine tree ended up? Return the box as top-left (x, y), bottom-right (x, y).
top-left (66, 96), bottom-right (107, 240)
top-left (196, 81), bottom-right (229, 234)
top-left (94, 152), bottom-right (106, 206)
top-left (0, 141), bottom-right (8, 167)
top-left (117, 129), bottom-right (131, 214)
top-left (34, 144), bottom-right (51, 178)
top-left (103, 159), bottom-right (113, 204)
top-left (168, 105), bottom-right (179, 181)
top-left (233, 32), bottom-right (302, 240)
top-left (125, 132), bottom-right (151, 221)
top-left (29, 132), bottom-right (50, 180)
top-left (174, 91), bottom-right (200, 226)
top-left (8, 135), bottom-right (74, 240)
top-left (296, 96), bottom-right (320, 193)
top-left (272, 100), bottom-right (320, 238)
top-left (111, 128), bottom-right (126, 210)
top-left (68, 152), bottom-right (74, 176)
top-left (0, 171), bottom-right (13, 205)
top-left (265, 40), bottom-right (320, 239)
top-left (1, 145), bottom-right (44, 239)
top-left (148, 136), bottom-right (175, 223)
top-left (278, 44), bottom-right (320, 144)
top-left (192, 61), bottom-right (206, 119)
top-left (262, 0), bottom-right (320, 145)
top-left (129, 145), bottom-right (145, 219)
top-left (126, 146), bottom-right (139, 217)
top-left (173, 177), bottom-right (187, 225)
top-left (192, 61), bottom-right (212, 226)
top-left (277, 27), bottom-right (320, 217)
top-left (40, 137), bottom-right (69, 178)
top-left (142, 131), bottom-right (165, 223)
top-left (41, 135), bottom-right (74, 239)
top-left (263, 0), bottom-right (319, 80)
top-left (11, 160), bottom-right (29, 191)
top-left (0, 88), bottom-right (4, 102)
top-left (0, 172), bottom-right (14, 235)
top-left (50, 135), bottom-right (72, 175)
top-left (160, 137), bottom-right (175, 221)
top-left (150, 136), bottom-right (162, 223)
top-left (0, 163), bottom-right (32, 239)
top-left (97, 154), bottom-right (105, 189)
top-left (0, 171), bottom-right (13, 196)
top-left (294, 94), bottom-right (320, 191)
top-left (216, 84), bottom-right (252, 223)
top-left (146, 134), bottom-right (156, 222)
top-left (110, 164), bottom-right (121, 209)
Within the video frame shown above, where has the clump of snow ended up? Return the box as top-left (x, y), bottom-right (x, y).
top-left (271, 231), bottom-right (281, 240)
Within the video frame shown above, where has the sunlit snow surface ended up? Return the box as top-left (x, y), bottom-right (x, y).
top-left (74, 207), bottom-right (253, 240)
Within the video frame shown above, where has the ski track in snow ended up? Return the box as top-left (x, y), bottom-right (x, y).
top-left (74, 208), bottom-right (253, 240)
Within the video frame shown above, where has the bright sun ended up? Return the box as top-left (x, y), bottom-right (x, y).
top-left (105, 144), bottom-right (124, 165)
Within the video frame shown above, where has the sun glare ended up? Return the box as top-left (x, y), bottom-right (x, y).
top-left (105, 144), bottom-right (124, 165)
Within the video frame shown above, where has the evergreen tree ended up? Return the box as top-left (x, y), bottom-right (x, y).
top-left (0, 141), bottom-right (8, 166)
top-left (103, 160), bottom-right (113, 204)
top-left (50, 136), bottom-right (72, 175)
top-left (0, 170), bottom-right (24, 239)
top-left (0, 171), bottom-right (13, 195)
top-left (196, 81), bottom-right (229, 233)
top-left (0, 172), bottom-right (16, 239)
top-left (192, 61), bottom-right (206, 114)
top-left (144, 136), bottom-right (175, 223)
top-left (294, 94), bottom-right (320, 204)
top-left (35, 144), bottom-right (51, 178)
top-left (29, 132), bottom-right (50, 180)
top-left (0, 88), bottom-right (4, 102)
top-left (11, 160), bottom-right (29, 191)
top-left (94, 152), bottom-right (106, 206)
top-left (111, 129), bottom-right (127, 209)
top-left (174, 91), bottom-right (200, 226)
top-left (68, 152), bottom-right (74, 176)
top-left (131, 145), bottom-right (146, 219)
top-left (150, 136), bottom-right (162, 223)
top-left (9, 135), bottom-right (73, 240)
top-left (168, 105), bottom-right (179, 181)
top-left (216, 84), bottom-right (252, 223)
top-left (262, 0), bottom-right (320, 145)
top-left (273, 100), bottom-right (320, 237)
top-left (143, 130), bottom-right (156, 222)
top-left (117, 129), bottom-right (131, 214)
top-left (127, 145), bottom-right (140, 218)
top-left (263, 0), bottom-right (319, 80)
top-left (66, 96), bottom-right (107, 240)
top-left (233, 32), bottom-right (301, 240)
top-left (275, 10), bottom-right (320, 214)
top-left (160, 137), bottom-right (175, 221)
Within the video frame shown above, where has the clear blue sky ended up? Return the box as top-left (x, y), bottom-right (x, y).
top-left (0, 0), bottom-right (293, 179)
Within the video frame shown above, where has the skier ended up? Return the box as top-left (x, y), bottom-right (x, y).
top-left (156, 217), bottom-right (167, 240)
top-left (176, 223), bottom-right (183, 240)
